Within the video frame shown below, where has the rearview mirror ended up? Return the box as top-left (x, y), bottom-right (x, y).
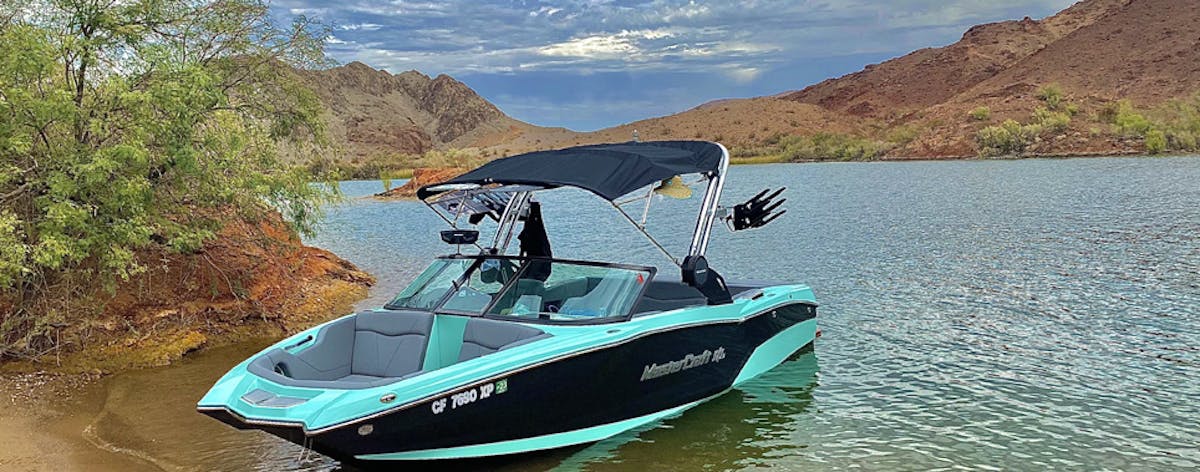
top-left (440, 229), bottom-right (479, 246)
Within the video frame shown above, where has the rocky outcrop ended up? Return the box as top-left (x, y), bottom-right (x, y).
top-left (299, 62), bottom-right (510, 158)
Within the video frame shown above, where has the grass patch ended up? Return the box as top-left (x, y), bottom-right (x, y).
top-left (733, 133), bottom-right (892, 162)
top-left (308, 148), bottom-right (488, 180)
top-left (730, 154), bottom-right (786, 165)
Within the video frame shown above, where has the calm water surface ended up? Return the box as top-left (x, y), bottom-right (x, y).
top-left (89, 157), bottom-right (1200, 471)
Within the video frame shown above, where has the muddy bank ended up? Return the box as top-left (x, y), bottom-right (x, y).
top-left (374, 167), bottom-right (466, 199)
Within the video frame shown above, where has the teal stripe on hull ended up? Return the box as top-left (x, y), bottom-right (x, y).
top-left (355, 397), bottom-right (709, 461)
top-left (732, 318), bottom-right (817, 386)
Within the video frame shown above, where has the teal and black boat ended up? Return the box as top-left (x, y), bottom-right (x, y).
top-left (197, 141), bottom-right (817, 463)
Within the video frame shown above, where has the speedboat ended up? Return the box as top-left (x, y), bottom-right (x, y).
top-left (197, 140), bottom-right (817, 463)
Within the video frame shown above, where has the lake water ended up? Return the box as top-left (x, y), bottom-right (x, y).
top-left (84, 157), bottom-right (1200, 470)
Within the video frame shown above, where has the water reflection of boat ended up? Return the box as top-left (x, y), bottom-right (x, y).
top-left (197, 141), bottom-right (817, 464)
top-left (558, 348), bottom-right (820, 470)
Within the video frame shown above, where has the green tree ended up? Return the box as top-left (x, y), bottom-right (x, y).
top-left (0, 0), bottom-right (335, 355)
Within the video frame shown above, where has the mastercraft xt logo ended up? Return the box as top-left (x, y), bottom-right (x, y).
top-left (640, 347), bottom-right (726, 381)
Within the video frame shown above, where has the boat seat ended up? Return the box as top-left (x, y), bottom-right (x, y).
top-left (247, 310), bottom-right (434, 390)
top-left (633, 281), bottom-right (707, 315)
top-left (559, 274), bottom-right (640, 317)
top-left (632, 279), bottom-right (787, 315)
top-left (352, 310), bottom-right (433, 378)
top-left (458, 318), bottom-right (548, 362)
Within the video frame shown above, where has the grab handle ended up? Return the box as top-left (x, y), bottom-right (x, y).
top-left (283, 335), bottom-right (314, 351)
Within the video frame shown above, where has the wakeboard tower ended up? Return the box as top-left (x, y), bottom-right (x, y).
top-left (197, 140), bottom-right (815, 463)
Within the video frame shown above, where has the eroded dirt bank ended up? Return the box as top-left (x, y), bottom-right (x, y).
top-left (1, 211), bottom-right (373, 375)
top-left (0, 211), bottom-right (375, 470)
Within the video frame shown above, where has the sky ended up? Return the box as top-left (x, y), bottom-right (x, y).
top-left (271, 0), bottom-right (1079, 131)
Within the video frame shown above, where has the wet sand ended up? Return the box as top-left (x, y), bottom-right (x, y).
top-left (0, 373), bottom-right (158, 472)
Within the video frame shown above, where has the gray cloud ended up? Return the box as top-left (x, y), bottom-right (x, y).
top-left (271, 0), bottom-right (1077, 129)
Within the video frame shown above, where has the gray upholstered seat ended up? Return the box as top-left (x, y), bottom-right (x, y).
top-left (632, 279), bottom-right (786, 315)
top-left (633, 281), bottom-right (707, 315)
top-left (458, 318), bottom-right (548, 362)
top-left (248, 310), bottom-right (434, 390)
top-left (352, 310), bottom-right (432, 378)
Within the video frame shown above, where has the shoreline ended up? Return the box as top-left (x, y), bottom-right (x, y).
top-left (729, 149), bottom-right (1191, 166)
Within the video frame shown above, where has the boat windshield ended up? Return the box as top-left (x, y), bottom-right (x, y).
top-left (385, 256), bottom-right (654, 323)
top-left (386, 258), bottom-right (475, 310)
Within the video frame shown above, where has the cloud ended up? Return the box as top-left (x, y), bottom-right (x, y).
top-left (539, 34), bottom-right (641, 59)
top-left (538, 29), bottom-right (675, 59)
top-left (529, 6), bottom-right (563, 17)
top-left (338, 23), bottom-right (382, 31)
top-left (725, 67), bottom-right (761, 84)
top-left (268, 0), bottom-right (1081, 129)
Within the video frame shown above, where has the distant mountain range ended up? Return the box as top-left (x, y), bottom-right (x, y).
top-left (301, 0), bottom-right (1199, 165)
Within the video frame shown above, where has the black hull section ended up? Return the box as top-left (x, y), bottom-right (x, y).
top-left (207, 302), bottom-right (816, 460)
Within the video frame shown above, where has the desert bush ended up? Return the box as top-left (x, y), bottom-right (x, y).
top-left (1156, 93), bottom-right (1200, 152)
top-left (1103, 100), bottom-right (1154, 137)
top-left (1168, 131), bottom-right (1197, 151)
top-left (886, 125), bottom-right (921, 146)
top-left (1098, 102), bottom-right (1122, 123)
top-left (309, 152), bottom-right (410, 180)
top-left (1037, 84), bottom-right (1065, 111)
top-left (1032, 107), bottom-right (1072, 133)
top-left (730, 146), bottom-right (775, 159)
top-left (1116, 111), bottom-right (1154, 137)
top-left (1145, 130), bottom-right (1167, 154)
top-left (416, 148), bottom-right (486, 168)
top-left (777, 133), bottom-right (891, 162)
top-left (380, 171), bottom-right (393, 192)
top-left (969, 106), bottom-right (991, 121)
top-left (1095, 95), bottom-right (1200, 153)
top-left (730, 133), bottom-right (891, 162)
top-left (977, 119), bottom-right (1040, 156)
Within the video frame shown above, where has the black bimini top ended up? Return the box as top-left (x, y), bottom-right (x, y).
top-left (417, 141), bottom-right (725, 201)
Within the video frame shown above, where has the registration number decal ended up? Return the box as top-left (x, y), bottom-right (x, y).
top-left (431, 378), bottom-right (507, 415)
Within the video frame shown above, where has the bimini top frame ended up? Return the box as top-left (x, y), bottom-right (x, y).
top-left (418, 141), bottom-right (731, 265)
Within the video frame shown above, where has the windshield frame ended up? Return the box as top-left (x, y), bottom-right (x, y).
top-left (386, 254), bottom-right (657, 324)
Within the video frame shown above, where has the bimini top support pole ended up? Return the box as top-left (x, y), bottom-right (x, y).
top-left (490, 191), bottom-right (532, 254)
top-left (687, 142), bottom-right (730, 257)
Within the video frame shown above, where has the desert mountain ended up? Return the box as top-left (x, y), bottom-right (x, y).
top-left (304, 0), bottom-right (1199, 165)
top-left (297, 61), bottom-right (544, 161)
top-left (780, 0), bottom-right (1130, 119)
top-left (510, 0), bottom-right (1197, 158)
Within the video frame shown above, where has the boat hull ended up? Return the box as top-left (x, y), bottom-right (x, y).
top-left (202, 301), bottom-right (816, 461)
